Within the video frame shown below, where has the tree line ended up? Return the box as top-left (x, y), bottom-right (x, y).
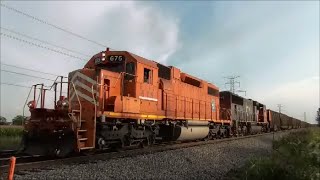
top-left (0, 115), bottom-right (26, 125)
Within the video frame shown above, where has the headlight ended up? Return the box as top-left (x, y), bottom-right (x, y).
top-left (57, 99), bottom-right (68, 108)
top-left (61, 99), bottom-right (68, 107)
top-left (27, 101), bottom-right (35, 109)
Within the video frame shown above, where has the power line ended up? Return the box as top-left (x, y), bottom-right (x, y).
top-left (1, 70), bottom-right (68, 93)
top-left (1, 3), bottom-right (109, 48)
top-left (1, 62), bottom-right (65, 77)
top-left (1, 32), bottom-right (87, 62)
top-left (237, 90), bottom-right (247, 96)
top-left (1, 27), bottom-right (91, 58)
top-left (1, 82), bottom-right (33, 89)
top-left (1, 69), bottom-right (56, 81)
top-left (1, 82), bottom-right (68, 94)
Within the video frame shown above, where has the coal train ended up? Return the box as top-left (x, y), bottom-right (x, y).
top-left (21, 48), bottom-right (309, 157)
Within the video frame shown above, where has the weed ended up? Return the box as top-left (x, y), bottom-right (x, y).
top-left (229, 128), bottom-right (320, 180)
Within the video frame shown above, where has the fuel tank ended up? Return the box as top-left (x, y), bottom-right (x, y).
top-left (173, 126), bottom-right (209, 141)
top-left (250, 125), bottom-right (262, 133)
top-left (186, 120), bottom-right (209, 126)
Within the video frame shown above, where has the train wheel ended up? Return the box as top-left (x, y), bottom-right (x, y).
top-left (203, 132), bottom-right (213, 141)
top-left (139, 141), bottom-right (145, 148)
top-left (145, 135), bottom-right (155, 146)
top-left (222, 132), bottom-right (227, 138)
top-left (226, 127), bottom-right (231, 138)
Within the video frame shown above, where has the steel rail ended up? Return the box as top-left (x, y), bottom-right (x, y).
top-left (0, 129), bottom-right (302, 176)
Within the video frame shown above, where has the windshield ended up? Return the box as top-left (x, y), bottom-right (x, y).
top-left (97, 63), bottom-right (124, 73)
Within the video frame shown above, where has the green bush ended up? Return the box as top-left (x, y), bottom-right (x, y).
top-left (234, 129), bottom-right (320, 180)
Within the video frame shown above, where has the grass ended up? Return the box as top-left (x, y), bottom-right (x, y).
top-left (0, 125), bottom-right (24, 150)
top-left (0, 136), bottom-right (22, 150)
top-left (227, 128), bottom-right (320, 180)
top-left (0, 125), bottom-right (24, 137)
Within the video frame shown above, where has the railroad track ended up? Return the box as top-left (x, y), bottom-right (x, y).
top-left (0, 150), bottom-right (17, 158)
top-left (0, 155), bottom-right (50, 167)
top-left (0, 129), bottom-right (300, 177)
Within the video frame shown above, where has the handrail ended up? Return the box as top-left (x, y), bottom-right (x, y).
top-left (91, 84), bottom-right (97, 120)
top-left (22, 85), bottom-right (34, 119)
top-left (91, 84), bottom-right (98, 149)
top-left (96, 72), bottom-right (123, 111)
top-left (91, 84), bottom-right (97, 146)
top-left (22, 84), bottom-right (43, 116)
top-left (45, 75), bottom-right (68, 90)
top-left (36, 89), bottom-right (41, 108)
top-left (70, 81), bottom-right (82, 128)
top-left (47, 76), bottom-right (60, 90)
top-left (22, 76), bottom-right (68, 125)
top-left (110, 72), bottom-right (123, 88)
top-left (98, 72), bottom-right (123, 89)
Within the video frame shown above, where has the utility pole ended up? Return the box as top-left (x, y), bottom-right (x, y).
top-left (224, 75), bottom-right (247, 96)
top-left (304, 112), bottom-right (307, 122)
top-left (277, 104), bottom-right (283, 136)
top-left (224, 75), bottom-right (240, 93)
top-left (277, 104), bottom-right (283, 114)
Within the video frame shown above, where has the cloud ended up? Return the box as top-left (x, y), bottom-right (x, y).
top-left (164, 2), bottom-right (319, 123)
top-left (43, 1), bottom-right (181, 64)
top-left (90, 2), bottom-right (180, 64)
top-left (259, 76), bottom-right (319, 123)
top-left (1, 1), bottom-right (180, 120)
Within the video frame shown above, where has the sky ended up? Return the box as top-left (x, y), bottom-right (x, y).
top-left (0, 1), bottom-right (319, 123)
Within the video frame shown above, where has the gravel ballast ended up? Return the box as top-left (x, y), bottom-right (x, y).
top-left (15, 131), bottom-right (292, 180)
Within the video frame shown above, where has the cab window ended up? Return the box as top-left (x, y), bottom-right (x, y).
top-left (125, 62), bottom-right (135, 80)
top-left (144, 68), bottom-right (152, 84)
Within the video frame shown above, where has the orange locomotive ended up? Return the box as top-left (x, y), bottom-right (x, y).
top-left (23, 48), bottom-right (231, 157)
